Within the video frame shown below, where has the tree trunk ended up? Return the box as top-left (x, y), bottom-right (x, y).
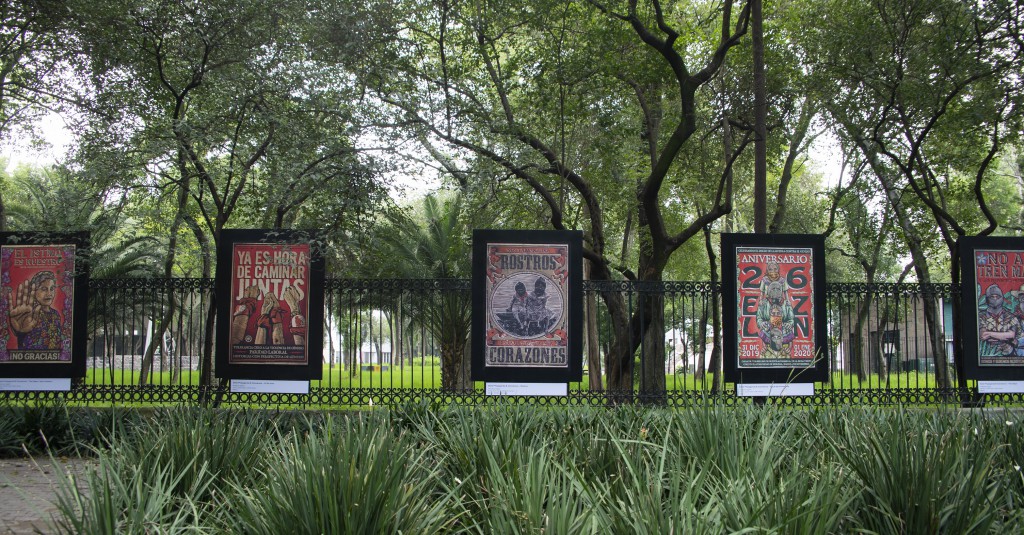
top-left (585, 259), bottom-right (603, 391)
top-left (847, 264), bottom-right (881, 380)
top-left (441, 337), bottom-right (469, 391)
top-left (199, 299), bottom-right (217, 391)
top-left (639, 292), bottom-right (667, 404)
top-left (769, 100), bottom-right (816, 234)
top-left (752, 0), bottom-right (767, 234)
top-left (858, 135), bottom-right (950, 389)
top-left (949, 245), bottom-right (968, 392)
top-left (143, 164), bottom-right (191, 385)
top-left (459, 338), bottom-right (472, 391)
top-left (105, 332), bottom-right (115, 384)
top-left (140, 294), bottom-right (176, 385)
top-left (347, 341), bottom-right (356, 377)
top-left (697, 304), bottom-right (708, 377)
top-left (852, 293), bottom-right (874, 382)
top-left (170, 331), bottom-right (182, 385)
top-left (602, 289), bottom-right (634, 398)
top-left (184, 214), bottom-right (215, 391)
top-left (395, 312), bottom-right (403, 372)
top-left (920, 291), bottom-right (950, 388)
top-left (704, 225), bottom-right (723, 392)
top-left (901, 246), bottom-right (948, 389)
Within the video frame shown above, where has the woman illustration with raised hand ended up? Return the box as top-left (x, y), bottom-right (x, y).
top-left (7, 270), bottom-right (63, 350)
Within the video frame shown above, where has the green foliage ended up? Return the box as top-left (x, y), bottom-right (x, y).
top-left (226, 414), bottom-right (456, 534)
top-left (0, 0), bottom-right (71, 140)
top-left (801, 0), bottom-right (1022, 286)
top-left (53, 452), bottom-right (214, 534)
top-left (810, 409), bottom-right (1015, 533)
top-left (1, 163), bottom-right (162, 278)
top-left (12, 402), bottom-right (73, 454)
top-left (101, 409), bottom-right (275, 504)
top-left (46, 406), bottom-right (1024, 533)
top-left (52, 408), bottom-right (278, 531)
top-left (358, 193), bottom-right (473, 389)
top-left (0, 404), bottom-right (140, 457)
top-left (0, 414), bottom-right (22, 457)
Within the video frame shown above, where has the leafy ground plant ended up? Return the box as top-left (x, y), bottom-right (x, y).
top-left (52, 453), bottom-right (213, 534)
top-left (224, 413), bottom-right (457, 534)
top-left (44, 405), bottom-right (1024, 534)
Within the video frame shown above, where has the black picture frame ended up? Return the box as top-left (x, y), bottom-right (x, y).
top-left (0, 232), bottom-right (89, 379)
top-left (958, 235), bottom-right (1024, 381)
top-left (471, 229), bottom-right (583, 383)
top-left (215, 229), bottom-right (325, 380)
top-left (721, 233), bottom-right (829, 384)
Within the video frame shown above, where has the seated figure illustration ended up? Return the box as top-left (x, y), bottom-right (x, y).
top-left (497, 277), bottom-right (558, 337)
top-left (756, 280), bottom-right (795, 359)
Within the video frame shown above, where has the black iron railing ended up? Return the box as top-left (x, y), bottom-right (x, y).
top-left (0, 277), bottom-right (1016, 407)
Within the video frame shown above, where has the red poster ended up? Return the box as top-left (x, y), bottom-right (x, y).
top-left (484, 243), bottom-right (570, 368)
top-left (228, 243), bottom-right (310, 365)
top-left (973, 249), bottom-right (1024, 367)
top-left (735, 246), bottom-right (815, 368)
top-left (0, 245), bottom-right (76, 363)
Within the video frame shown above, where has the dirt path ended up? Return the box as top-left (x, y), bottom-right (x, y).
top-left (0, 458), bottom-right (91, 535)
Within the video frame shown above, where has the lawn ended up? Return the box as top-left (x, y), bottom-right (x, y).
top-left (86, 365), bottom-right (958, 390)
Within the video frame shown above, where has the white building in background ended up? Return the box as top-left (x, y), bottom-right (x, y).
top-left (664, 328), bottom-right (714, 374)
top-left (359, 341), bottom-right (393, 365)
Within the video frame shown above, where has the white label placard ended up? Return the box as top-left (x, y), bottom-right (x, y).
top-left (0, 378), bottom-right (72, 391)
top-left (736, 383), bottom-right (814, 397)
top-left (230, 379), bottom-right (309, 394)
top-left (486, 382), bottom-right (567, 396)
top-left (977, 380), bottom-right (1024, 394)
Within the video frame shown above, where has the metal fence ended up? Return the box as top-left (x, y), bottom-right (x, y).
top-left (3, 277), bottom-right (1017, 407)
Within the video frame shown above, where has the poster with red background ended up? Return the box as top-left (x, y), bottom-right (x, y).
top-left (0, 245), bottom-right (75, 363)
top-left (735, 246), bottom-right (815, 369)
top-left (972, 248), bottom-right (1024, 367)
top-left (228, 242), bottom-right (310, 365)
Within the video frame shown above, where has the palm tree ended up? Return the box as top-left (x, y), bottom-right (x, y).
top-left (371, 193), bottom-right (472, 390)
top-left (3, 165), bottom-right (162, 278)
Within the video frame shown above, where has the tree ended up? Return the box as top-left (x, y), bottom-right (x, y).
top-left (322, 0), bottom-right (752, 399)
top-left (0, 0), bottom-right (75, 231)
top-left (751, 0), bottom-right (767, 233)
top-left (367, 193), bottom-right (473, 390)
top-left (2, 163), bottom-right (161, 278)
top-left (803, 0), bottom-right (1023, 389)
top-left (67, 0), bottom-right (389, 386)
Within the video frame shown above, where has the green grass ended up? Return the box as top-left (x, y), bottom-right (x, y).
top-left (313, 364), bottom-right (444, 389)
top-left (86, 365), bottom-right (956, 392)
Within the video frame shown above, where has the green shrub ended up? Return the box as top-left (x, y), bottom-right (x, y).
top-left (40, 405), bottom-right (1024, 533)
top-left (107, 409), bottom-right (275, 502)
top-left (12, 403), bottom-right (73, 454)
top-left (0, 412), bottom-right (23, 457)
top-left (224, 413), bottom-right (456, 534)
top-left (52, 453), bottom-right (213, 534)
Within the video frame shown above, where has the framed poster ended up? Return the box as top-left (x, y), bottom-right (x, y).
top-left (0, 232), bottom-right (88, 380)
top-left (721, 233), bottom-right (828, 384)
top-left (471, 229), bottom-right (583, 383)
top-left (958, 236), bottom-right (1024, 381)
top-left (215, 229), bottom-right (324, 380)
